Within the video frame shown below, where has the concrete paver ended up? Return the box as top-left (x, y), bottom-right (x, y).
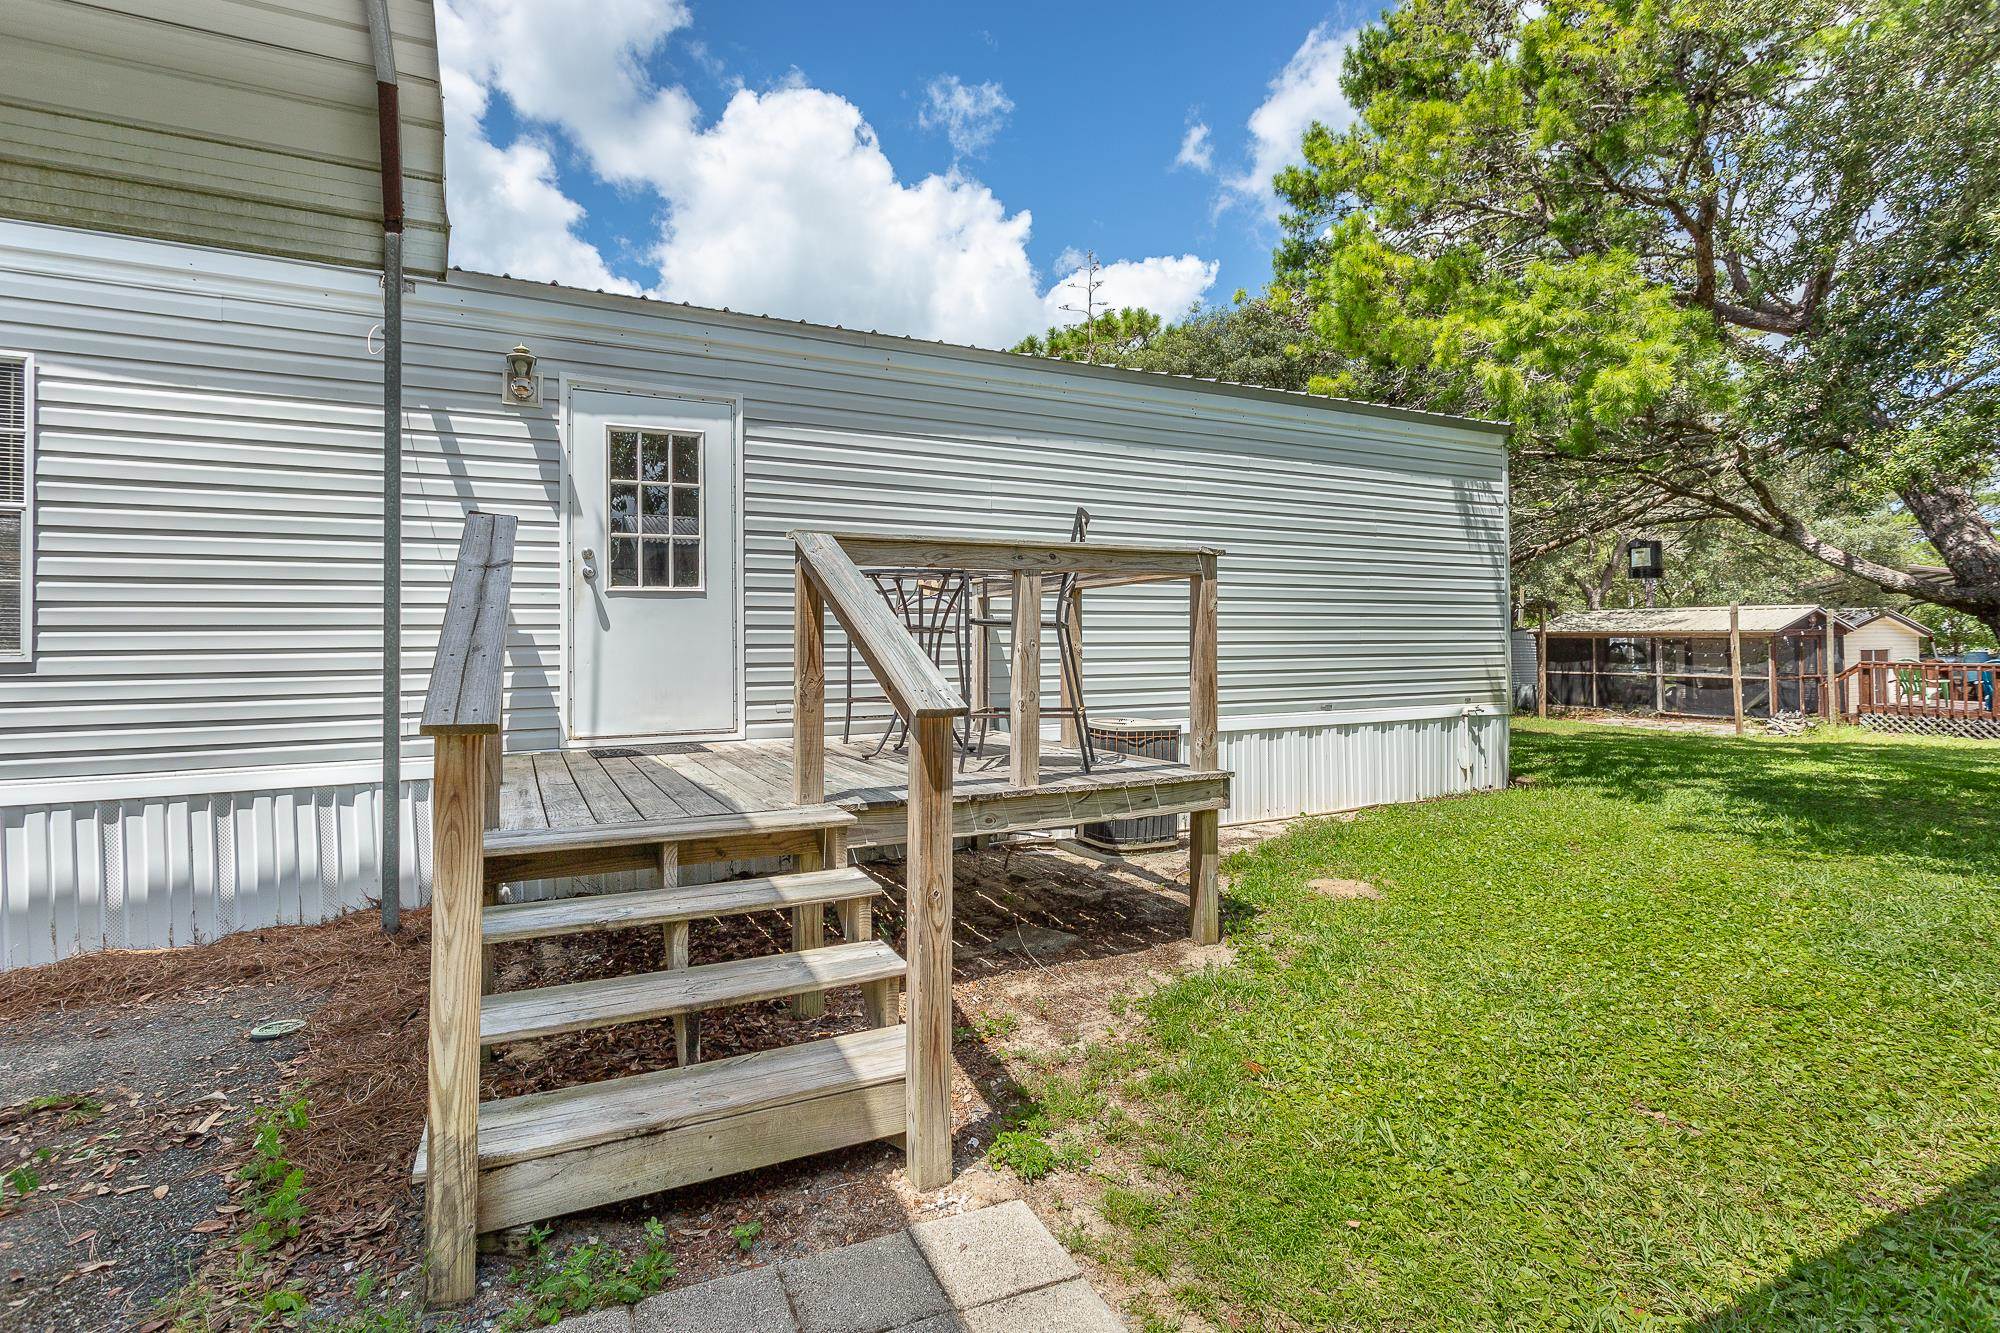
top-left (908, 1200), bottom-right (1081, 1309)
top-left (549, 1202), bottom-right (1123, 1333)
top-left (780, 1228), bottom-right (954, 1333)
top-left (634, 1265), bottom-right (796, 1332)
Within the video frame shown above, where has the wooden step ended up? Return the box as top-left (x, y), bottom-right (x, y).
top-left (482, 866), bottom-right (881, 946)
top-left (479, 940), bottom-right (906, 1046)
top-left (483, 803), bottom-right (856, 886)
top-left (414, 1025), bottom-right (905, 1178)
top-left (412, 1026), bottom-right (906, 1232)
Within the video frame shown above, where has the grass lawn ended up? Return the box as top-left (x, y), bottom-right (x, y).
top-left (1028, 720), bottom-right (2000, 1330)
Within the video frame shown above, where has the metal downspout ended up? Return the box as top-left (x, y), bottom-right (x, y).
top-left (364, 0), bottom-right (405, 931)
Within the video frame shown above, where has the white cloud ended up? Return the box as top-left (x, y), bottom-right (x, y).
top-left (434, 18), bottom-right (636, 291)
top-left (1223, 24), bottom-right (1359, 218)
top-left (437, 0), bottom-right (1212, 348)
top-left (918, 75), bottom-right (1014, 159)
top-left (1043, 254), bottom-right (1218, 326)
top-left (650, 85), bottom-right (1045, 346)
top-left (1175, 122), bottom-right (1214, 173)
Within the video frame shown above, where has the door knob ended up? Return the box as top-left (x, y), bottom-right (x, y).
top-left (580, 547), bottom-right (597, 582)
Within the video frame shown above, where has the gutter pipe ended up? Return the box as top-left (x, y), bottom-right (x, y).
top-left (364, 0), bottom-right (405, 932)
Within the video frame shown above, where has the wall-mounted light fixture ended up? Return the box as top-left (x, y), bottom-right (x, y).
top-left (501, 343), bottom-right (541, 407)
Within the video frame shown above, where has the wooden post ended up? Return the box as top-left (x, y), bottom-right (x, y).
top-left (1189, 555), bottom-right (1220, 946)
top-left (424, 733), bottom-right (486, 1307)
top-left (1009, 571), bottom-right (1041, 789)
top-left (1589, 638), bottom-right (1601, 708)
top-left (480, 732), bottom-right (502, 993)
top-left (1652, 637), bottom-right (1664, 714)
top-left (794, 558), bottom-right (825, 805)
top-left (1536, 611), bottom-right (1547, 719)
top-left (660, 844), bottom-right (696, 1065)
top-left (1728, 604), bottom-right (1744, 735)
top-left (789, 819), bottom-right (827, 1020)
top-left (1767, 638), bottom-right (1779, 718)
top-left (970, 586), bottom-right (991, 717)
top-left (1058, 587), bottom-right (1083, 749)
top-left (1825, 611), bottom-right (1838, 720)
top-left (904, 714), bottom-right (955, 1191)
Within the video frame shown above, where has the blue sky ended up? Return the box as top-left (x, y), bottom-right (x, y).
top-left (438, 0), bottom-right (1372, 347)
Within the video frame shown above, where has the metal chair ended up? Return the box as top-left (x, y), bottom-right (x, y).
top-left (964, 508), bottom-right (1095, 773)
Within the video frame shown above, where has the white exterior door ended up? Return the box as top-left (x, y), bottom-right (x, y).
top-left (566, 388), bottom-right (740, 742)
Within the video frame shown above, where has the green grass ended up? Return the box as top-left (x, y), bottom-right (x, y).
top-left (1038, 720), bottom-right (2000, 1329)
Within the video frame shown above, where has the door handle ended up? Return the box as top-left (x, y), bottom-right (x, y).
top-left (580, 547), bottom-right (597, 582)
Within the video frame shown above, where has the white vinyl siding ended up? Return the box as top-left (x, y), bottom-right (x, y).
top-left (0, 354), bottom-right (30, 662)
top-left (0, 219), bottom-right (1509, 787)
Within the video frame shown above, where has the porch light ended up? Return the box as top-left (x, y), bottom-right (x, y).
top-left (501, 343), bottom-right (540, 406)
top-left (1626, 539), bottom-right (1664, 580)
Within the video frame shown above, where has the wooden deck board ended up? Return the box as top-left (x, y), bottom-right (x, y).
top-left (496, 733), bottom-right (1215, 846)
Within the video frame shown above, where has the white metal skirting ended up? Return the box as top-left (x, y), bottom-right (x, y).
top-left (1214, 711), bottom-right (1509, 825)
top-left (1, 714), bottom-right (1509, 969)
top-left (1, 778), bottom-right (432, 969)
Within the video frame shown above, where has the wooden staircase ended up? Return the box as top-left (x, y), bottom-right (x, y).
top-left (416, 514), bottom-right (1225, 1307)
top-left (412, 799), bottom-right (907, 1236)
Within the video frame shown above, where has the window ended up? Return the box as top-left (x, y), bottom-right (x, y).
top-left (0, 354), bottom-right (29, 662)
top-left (606, 428), bottom-right (702, 590)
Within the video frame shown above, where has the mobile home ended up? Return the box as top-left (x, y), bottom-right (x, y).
top-left (0, 219), bottom-right (1512, 966)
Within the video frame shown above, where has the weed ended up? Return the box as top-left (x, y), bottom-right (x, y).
top-left (303, 1271), bottom-right (436, 1332)
top-left (23, 1093), bottom-right (106, 1125)
top-left (728, 1220), bottom-right (762, 1252)
top-left (499, 1219), bottom-right (675, 1329)
top-left (1, 1164), bottom-right (41, 1207)
top-left (239, 1098), bottom-right (309, 1254)
top-left (970, 1010), bottom-right (1021, 1040)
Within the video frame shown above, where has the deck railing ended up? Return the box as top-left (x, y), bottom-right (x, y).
top-left (1839, 659), bottom-right (1999, 720)
top-left (416, 511), bottom-right (517, 1304)
top-left (788, 528), bottom-right (1223, 1190)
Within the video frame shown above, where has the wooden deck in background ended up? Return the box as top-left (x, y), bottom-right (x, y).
top-left (500, 734), bottom-right (1229, 850)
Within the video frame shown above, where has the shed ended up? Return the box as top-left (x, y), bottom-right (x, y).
top-left (1540, 604), bottom-right (1844, 717)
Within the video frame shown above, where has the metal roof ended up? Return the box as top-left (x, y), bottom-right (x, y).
top-left (449, 266), bottom-right (1513, 438)
top-left (1546, 605), bottom-right (1827, 636)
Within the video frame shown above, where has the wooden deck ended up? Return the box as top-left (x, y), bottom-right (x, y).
top-left (499, 734), bottom-right (1230, 851)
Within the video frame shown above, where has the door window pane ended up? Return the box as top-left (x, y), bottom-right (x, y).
top-left (610, 431), bottom-right (638, 481)
top-left (671, 539), bottom-right (700, 588)
top-left (642, 484), bottom-right (673, 534)
top-left (639, 431), bottom-right (671, 482)
top-left (609, 484), bottom-right (638, 535)
top-left (672, 486), bottom-right (699, 536)
top-left (642, 539), bottom-right (671, 586)
top-left (671, 434), bottom-right (700, 483)
top-left (609, 537), bottom-right (638, 587)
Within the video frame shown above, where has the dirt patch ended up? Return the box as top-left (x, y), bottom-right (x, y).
top-left (0, 983), bottom-right (310, 1331)
top-left (1306, 877), bottom-right (1381, 901)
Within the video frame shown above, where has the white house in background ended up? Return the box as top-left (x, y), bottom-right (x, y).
top-left (1836, 608), bottom-right (1933, 663)
top-left (0, 1), bottom-right (1513, 969)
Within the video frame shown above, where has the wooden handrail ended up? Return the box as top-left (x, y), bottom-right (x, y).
top-left (789, 528), bottom-right (964, 1194)
top-left (420, 511), bottom-right (516, 1306)
top-left (791, 531), bottom-right (969, 720)
top-left (420, 511), bottom-right (518, 736)
top-left (1838, 659), bottom-right (1998, 720)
